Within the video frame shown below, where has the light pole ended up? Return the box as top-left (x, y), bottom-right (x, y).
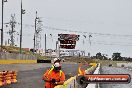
top-left (1, 0), bottom-right (7, 51)
top-left (58, 41), bottom-right (60, 58)
top-left (20, 0), bottom-right (25, 54)
top-left (56, 41), bottom-right (60, 58)
top-left (45, 34), bottom-right (46, 56)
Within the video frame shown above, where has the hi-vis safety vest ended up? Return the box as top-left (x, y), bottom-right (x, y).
top-left (48, 65), bottom-right (67, 88)
top-left (48, 65), bottom-right (63, 77)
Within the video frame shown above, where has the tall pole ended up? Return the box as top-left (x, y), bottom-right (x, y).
top-left (33, 11), bottom-right (37, 54)
top-left (45, 34), bottom-right (46, 56)
top-left (55, 41), bottom-right (58, 57)
top-left (1, 0), bottom-right (4, 51)
top-left (10, 14), bottom-right (16, 46)
top-left (56, 41), bottom-right (58, 50)
top-left (19, 0), bottom-right (25, 54)
top-left (20, 0), bottom-right (22, 54)
top-left (58, 41), bottom-right (60, 58)
top-left (11, 19), bottom-right (14, 46)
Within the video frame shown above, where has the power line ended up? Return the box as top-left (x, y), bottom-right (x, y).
top-left (15, 23), bottom-right (132, 38)
top-left (6, 22), bottom-right (132, 47)
top-left (11, 32), bottom-right (132, 47)
top-left (43, 26), bottom-right (132, 38)
top-left (11, 22), bottom-right (132, 40)
top-left (20, 32), bottom-right (132, 45)
top-left (92, 42), bottom-right (132, 47)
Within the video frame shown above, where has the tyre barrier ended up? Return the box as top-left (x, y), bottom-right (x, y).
top-left (0, 71), bottom-right (17, 86)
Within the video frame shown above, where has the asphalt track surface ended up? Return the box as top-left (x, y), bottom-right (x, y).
top-left (0, 63), bottom-right (78, 88)
top-left (100, 66), bottom-right (132, 88)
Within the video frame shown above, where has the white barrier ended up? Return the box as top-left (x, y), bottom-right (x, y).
top-left (55, 63), bottom-right (98, 88)
top-left (86, 63), bottom-right (100, 88)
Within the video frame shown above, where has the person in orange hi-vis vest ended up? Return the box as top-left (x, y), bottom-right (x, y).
top-left (42, 62), bottom-right (65, 88)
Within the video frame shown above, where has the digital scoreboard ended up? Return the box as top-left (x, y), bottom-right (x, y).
top-left (58, 34), bottom-right (80, 49)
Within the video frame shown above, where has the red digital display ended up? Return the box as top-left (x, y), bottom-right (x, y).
top-left (58, 34), bottom-right (79, 49)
